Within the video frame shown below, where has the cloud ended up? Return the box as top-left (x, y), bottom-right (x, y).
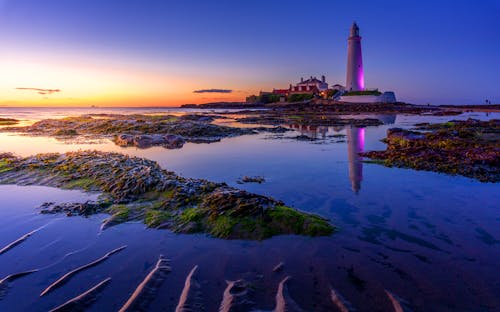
top-left (15, 87), bottom-right (61, 95)
top-left (193, 89), bottom-right (232, 94)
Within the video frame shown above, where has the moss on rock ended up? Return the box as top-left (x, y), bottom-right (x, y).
top-left (363, 119), bottom-right (500, 182)
top-left (0, 151), bottom-right (334, 240)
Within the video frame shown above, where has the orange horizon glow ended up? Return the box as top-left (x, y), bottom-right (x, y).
top-left (0, 53), bottom-right (259, 107)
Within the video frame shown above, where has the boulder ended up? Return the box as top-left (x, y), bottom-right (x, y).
top-left (115, 134), bottom-right (135, 147)
top-left (163, 134), bottom-right (185, 149)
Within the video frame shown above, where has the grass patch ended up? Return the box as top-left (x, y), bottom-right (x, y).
top-left (107, 204), bottom-right (131, 221)
top-left (61, 116), bottom-right (94, 123)
top-left (179, 207), bottom-right (204, 223)
top-left (303, 216), bottom-right (335, 236)
top-left (53, 129), bottom-right (78, 136)
top-left (0, 160), bottom-right (13, 173)
top-left (268, 206), bottom-right (334, 236)
top-left (64, 178), bottom-right (98, 191)
top-left (268, 205), bottom-right (306, 233)
top-left (161, 117), bottom-right (179, 123)
top-left (209, 215), bottom-right (236, 238)
top-left (162, 189), bottom-right (175, 199)
top-left (145, 210), bottom-right (172, 227)
top-left (343, 90), bottom-right (382, 96)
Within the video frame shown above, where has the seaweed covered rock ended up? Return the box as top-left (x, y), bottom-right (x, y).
top-left (363, 119), bottom-right (500, 182)
top-left (114, 133), bottom-right (186, 149)
top-left (0, 151), bottom-right (334, 239)
top-left (236, 114), bottom-right (383, 127)
top-left (1, 114), bottom-right (256, 148)
top-left (0, 118), bottom-right (19, 126)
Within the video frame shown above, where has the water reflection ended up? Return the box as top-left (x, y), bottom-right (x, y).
top-left (288, 114), bottom-right (396, 194)
top-left (1, 111), bottom-right (499, 311)
top-left (346, 127), bottom-right (364, 194)
top-left (290, 124), bottom-right (365, 193)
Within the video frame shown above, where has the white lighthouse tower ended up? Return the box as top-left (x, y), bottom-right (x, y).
top-left (346, 22), bottom-right (365, 91)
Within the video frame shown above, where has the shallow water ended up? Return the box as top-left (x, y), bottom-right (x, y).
top-left (0, 109), bottom-right (499, 311)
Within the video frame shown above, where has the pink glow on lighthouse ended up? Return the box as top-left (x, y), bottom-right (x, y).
top-left (357, 68), bottom-right (365, 91)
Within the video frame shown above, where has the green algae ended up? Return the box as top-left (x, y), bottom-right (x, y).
top-left (2, 114), bottom-right (254, 146)
top-left (64, 178), bottom-right (99, 191)
top-left (107, 204), bottom-right (131, 220)
top-left (209, 215), bottom-right (237, 238)
top-left (180, 207), bottom-right (204, 223)
top-left (53, 129), bottom-right (78, 136)
top-left (363, 119), bottom-right (500, 182)
top-left (269, 205), bottom-right (334, 237)
top-left (0, 160), bottom-right (13, 174)
top-left (145, 210), bottom-right (172, 227)
top-left (0, 151), bottom-right (334, 240)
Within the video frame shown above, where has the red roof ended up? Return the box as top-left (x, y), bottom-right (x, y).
top-left (272, 89), bottom-right (289, 95)
top-left (289, 86), bottom-right (319, 94)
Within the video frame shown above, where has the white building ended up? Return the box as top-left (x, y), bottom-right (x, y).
top-left (290, 76), bottom-right (329, 93)
top-left (346, 22), bottom-right (364, 92)
top-left (339, 22), bottom-right (397, 104)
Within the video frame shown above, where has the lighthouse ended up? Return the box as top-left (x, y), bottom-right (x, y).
top-left (346, 22), bottom-right (364, 91)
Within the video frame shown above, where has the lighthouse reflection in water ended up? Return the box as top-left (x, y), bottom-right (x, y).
top-left (288, 124), bottom-right (365, 193)
top-left (289, 115), bottom-right (396, 194)
top-left (346, 126), bottom-right (364, 194)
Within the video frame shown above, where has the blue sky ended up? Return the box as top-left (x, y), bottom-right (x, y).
top-left (0, 0), bottom-right (499, 105)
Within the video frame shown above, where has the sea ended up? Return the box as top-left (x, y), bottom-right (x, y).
top-left (0, 107), bottom-right (498, 311)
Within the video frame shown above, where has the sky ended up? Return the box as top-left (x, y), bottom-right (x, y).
top-left (0, 0), bottom-right (499, 106)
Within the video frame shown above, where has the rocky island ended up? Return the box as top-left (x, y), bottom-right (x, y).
top-left (0, 151), bottom-right (333, 239)
top-left (1, 113), bottom-right (285, 148)
top-left (0, 118), bottom-right (19, 126)
top-left (363, 119), bottom-right (500, 182)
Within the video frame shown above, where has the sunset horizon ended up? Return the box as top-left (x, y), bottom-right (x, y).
top-left (1, 0), bottom-right (499, 107)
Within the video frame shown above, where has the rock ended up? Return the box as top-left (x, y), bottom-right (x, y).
top-left (363, 119), bottom-right (500, 182)
top-left (134, 134), bottom-right (163, 148)
top-left (0, 118), bottom-right (19, 126)
top-left (237, 176), bottom-right (265, 184)
top-left (0, 151), bottom-right (335, 240)
top-left (179, 114), bottom-right (215, 122)
top-left (2, 114), bottom-right (254, 150)
top-left (39, 201), bottom-right (107, 216)
top-left (115, 134), bottom-right (135, 146)
top-left (164, 134), bottom-right (185, 149)
top-left (203, 189), bottom-right (277, 217)
top-left (115, 133), bottom-right (185, 149)
top-left (386, 128), bottom-right (425, 140)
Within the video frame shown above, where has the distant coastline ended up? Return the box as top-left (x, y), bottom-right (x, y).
top-left (0, 102), bottom-right (498, 111)
top-left (180, 101), bottom-right (500, 112)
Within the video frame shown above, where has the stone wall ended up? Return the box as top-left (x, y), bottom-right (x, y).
top-left (339, 92), bottom-right (396, 104)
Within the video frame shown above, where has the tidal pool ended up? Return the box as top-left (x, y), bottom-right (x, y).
top-left (0, 109), bottom-right (498, 311)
